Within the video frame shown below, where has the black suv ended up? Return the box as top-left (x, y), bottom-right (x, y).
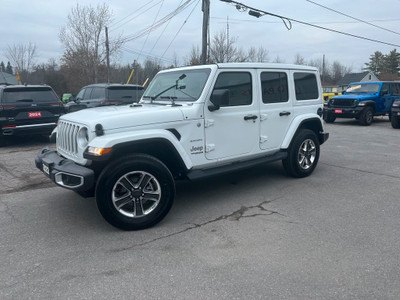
top-left (391, 99), bottom-right (400, 128)
top-left (0, 85), bottom-right (65, 145)
top-left (65, 83), bottom-right (144, 112)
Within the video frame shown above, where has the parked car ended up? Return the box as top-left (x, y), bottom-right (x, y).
top-left (0, 85), bottom-right (65, 145)
top-left (323, 81), bottom-right (400, 125)
top-left (35, 63), bottom-right (329, 230)
top-left (61, 93), bottom-right (73, 103)
top-left (391, 99), bottom-right (400, 128)
top-left (65, 83), bottom-right (144, 112)
top-left (322, 87), bottom-right (342, 103)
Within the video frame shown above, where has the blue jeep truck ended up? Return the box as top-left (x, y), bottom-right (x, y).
top-left (323, 81), bottom-right (400, 126)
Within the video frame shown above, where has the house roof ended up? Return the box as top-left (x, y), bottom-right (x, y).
top-left (336, 71), bottom-right (370, 86)
top-left (0, 71), bottom-right (17, 85)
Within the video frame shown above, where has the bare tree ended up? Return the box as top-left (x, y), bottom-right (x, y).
top-left (5, 42), bottom-right (37, 82)
top-left (60, 3), bottom-right (123, 84)
top-left (209, 31), bottom-right (240, 63)
top-left (294, 53), bottom-right (306, 65)
top-left (185, 46), bottom-right (202, 66)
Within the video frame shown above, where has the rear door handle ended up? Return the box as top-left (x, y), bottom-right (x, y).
top-left (279, 111), bottom-right (291, 116)
top-left (244, 115), bottom-right (258, 121)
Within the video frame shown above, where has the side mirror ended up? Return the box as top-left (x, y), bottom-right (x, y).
top-left (208, 89), bottom-right (229, 112)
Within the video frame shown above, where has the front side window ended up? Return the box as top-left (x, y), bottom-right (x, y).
top-left (261, 72), bottom-right (288, 104)
top-left (213, 72), bottom-right (252, 106)
top-left (381, 84), bottom-right (390, 95)
top-left (294, 73), bottom-right (319, 100)
top-left (392, 83), bottom-right (400, 96)
top-left (83, 88), bottom-right (93, 100)
top-left (75, 89), bottom-right (85, 100)
top-left (143, 68), bottom-right (211, 102)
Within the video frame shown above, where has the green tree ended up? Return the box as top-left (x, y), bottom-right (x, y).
top-left (384, 49), bottom-right (400, 74)
top-left (0, 61), bottom-right (5, 72)
top-left (364, 51), bottom-right (385, 74)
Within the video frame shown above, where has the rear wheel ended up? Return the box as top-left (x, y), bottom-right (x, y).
top-left (96, 154), bottom-right (175, 230)
top-left (391, 115), bottom-right (400, 129)
top-left (359, 107), bottom-right (374, 126)
top-left (282, 129), bottom-right (320, 178)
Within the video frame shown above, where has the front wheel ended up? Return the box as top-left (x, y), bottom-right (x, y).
top-left (96, 154), bottom-right (175, 230)
top-left (391, 116), bottom-right (400, 129)
top-left (282, 129), bottom-right (320, 178)
top-left (359, 107), bottom-right (374, 126)
top-left (324, 112), bottom-right (336, 123)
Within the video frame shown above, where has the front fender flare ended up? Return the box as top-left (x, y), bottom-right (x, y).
top-left (281, 115), bottom-right (324, 149)
top-left (86, 129), bottom-right (193, 170)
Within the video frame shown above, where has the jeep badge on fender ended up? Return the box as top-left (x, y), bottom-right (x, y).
top-left (35, 63), bottom-right (329, 230)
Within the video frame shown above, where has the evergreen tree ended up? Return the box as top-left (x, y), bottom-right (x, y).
top-left (364, 51), bottom-right (385, 74)
top-left (0, 61), bottom-right (5, 72)
top-left (5, 62), bottom-right (13, 74)
top-left (384, 49), bottom-right (400, 74)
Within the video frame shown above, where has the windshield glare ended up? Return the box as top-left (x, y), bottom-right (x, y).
top-left (345, 83), bottom-right (380, 94)
top-left (143, 68), bottom-right (211, 101)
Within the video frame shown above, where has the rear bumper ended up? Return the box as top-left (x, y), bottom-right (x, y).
top-left (1, 122), bottom-right (57, 136)
top-left (35, 147), bottom-right (95, 192)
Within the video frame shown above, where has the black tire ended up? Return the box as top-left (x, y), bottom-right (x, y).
top-left (324, 113), bottom-right (336, 123)
top-left (282, 129), bottom-right (320, 178)
top-left (359, 107), bottom-right (374, 126)
top-left (391, 116), bottom-right (400, 129)
top-left (96, 154), bottom-right (175, 230)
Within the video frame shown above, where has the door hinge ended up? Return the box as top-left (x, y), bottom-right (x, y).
top-left (260, 136), bottom-right (268, 143)
top-left (260, 114), bottom-right (268, 121)
top-left (206, 144), bottom-right (215, 153)
top-left (205, 119), bottom-right (214, 128)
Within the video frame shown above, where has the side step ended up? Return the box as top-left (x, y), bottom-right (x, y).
top-left (187, 151), bottom-right (287, 180)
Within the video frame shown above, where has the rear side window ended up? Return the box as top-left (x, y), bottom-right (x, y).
top-left (392, 83), bottom-right (400, 96)
top-left (90, 87), bottom-right (106, 99)
top-left (107, 86), bottom-right (144, 101)
top-left (261, 72), bottom-right (288, 103)
top-left (2, 87), bottom-right (59, 103)
top-left (213, 72), bottom-right (252, 106)
top-left (294, 73), bottom-right (319, 100)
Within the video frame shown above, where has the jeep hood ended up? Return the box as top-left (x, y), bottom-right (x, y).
top-left (336, 93), bottom-right (377, 99)
top-left (60, 104), bottom-right (185, 130)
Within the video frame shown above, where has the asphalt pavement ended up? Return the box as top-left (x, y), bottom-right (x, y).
top-left (1, 118), bottom-right (399, 299)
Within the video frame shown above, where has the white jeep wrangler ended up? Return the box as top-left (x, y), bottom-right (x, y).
top-left (36, 63), bottom-right (329, 230)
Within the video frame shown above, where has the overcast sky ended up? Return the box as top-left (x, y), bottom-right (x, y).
top-left (1, 0), bottom-right (400, 73)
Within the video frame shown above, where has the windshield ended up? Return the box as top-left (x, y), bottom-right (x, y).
top-left (143, 68), bottom-right (211, 102)
top-left (2, 87), bottom-right (59, 103)
top-left (345, 83), bottom-right (380, 94)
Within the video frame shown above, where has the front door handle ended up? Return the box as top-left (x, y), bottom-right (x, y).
top-left (244, 115), bottom-right (258, 121)
top-left (279, 111), bottom-right (291, 116)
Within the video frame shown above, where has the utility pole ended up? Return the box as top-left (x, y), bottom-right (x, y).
top-left (322, 54), bottom-right (325, 86)
top-left (201, 0), bottom-right (210, 65)
top-left (105, 26), bottom-right (110, 83)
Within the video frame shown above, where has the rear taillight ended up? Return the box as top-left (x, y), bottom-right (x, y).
top-left (2, 125), bottom-right (16, 129)
top-left (0, 105), bottom-right (16, 111)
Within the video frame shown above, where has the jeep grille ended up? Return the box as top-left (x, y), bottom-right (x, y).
top-left (330, 98), bottom-right (356, 107)
top-left (57, 120), bottom-right (80, 157)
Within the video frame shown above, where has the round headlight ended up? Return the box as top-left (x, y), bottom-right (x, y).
top-left (77, 127), bottom-right (89, 148)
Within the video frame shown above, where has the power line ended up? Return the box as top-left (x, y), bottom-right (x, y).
top-left (136, 0), bottom-right (165, 61)
top-left (118, 0), bottom-right (194, 44)
top-left (220, 0), bottom-right (400, 48)
top-left (306, 0), bottom-right (400, 36)
top-left (110, 0), bottom-right (163, 32)
top-left (149, 0), bottom-right (185, 54)
top-left (122, 46), bottom-right (174, 64)
top-left (161, 0), bottom-right (201, 59)
top-left (211, 16), bottom-right (400, 25)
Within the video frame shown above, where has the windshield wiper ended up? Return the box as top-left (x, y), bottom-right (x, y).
top-left (150, 74), bottom-right (186, 104)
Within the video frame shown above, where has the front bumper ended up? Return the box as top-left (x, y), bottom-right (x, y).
top-left (35, 147), bottom-right (95, 191)
top-left (324, 106), bottom-right (363, 118)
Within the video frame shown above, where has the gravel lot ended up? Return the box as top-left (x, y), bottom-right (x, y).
top-left (1, 117), bottom-right (399, 299)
